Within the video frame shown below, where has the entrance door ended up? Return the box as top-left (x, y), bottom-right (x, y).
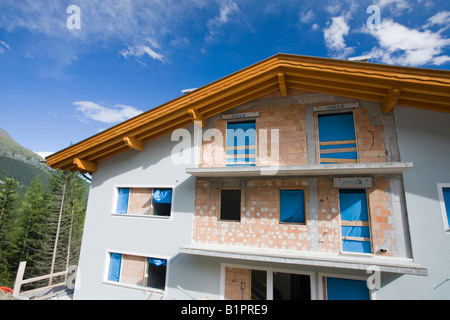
top-left (224, 267), bottom-right (266, 300)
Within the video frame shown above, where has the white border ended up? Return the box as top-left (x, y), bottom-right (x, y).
top-left (437, 183), bottom-right (450, 234)
top-left (111, 184), bottom-right (175, 220)
top-left (103, 248), bottom-right (170, 293)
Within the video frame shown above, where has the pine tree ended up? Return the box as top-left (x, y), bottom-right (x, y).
top-left (17, 176), bottom-right (47, 280)
top-left (0, 178), bottom-right (20, 287)
top-left (32, 170), bottom-right (88, 284)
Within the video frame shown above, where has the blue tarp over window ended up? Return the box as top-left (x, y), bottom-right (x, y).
top-left (326, 277), bottom-right (370, 300)
top-left (226, 121), bottom-right (256, 166)
top-left (339, 189), bottom-right (368, 221)
top-left (443, 188), bottom-right (450, 227)
top-left (148, 258), bottom-right (167, 266)
top-left (339, 189), bottom-right (371, 254)
top-left (116, 188), bottom-right (129, 214)
top-left (318, 113), bottom-right (357, 163)
top-left (153, 189), bottom-right (172, 204)
top-left (280, 189), bottom-right (305, 223)
top-left (108, 253), bottom-right (122, 282)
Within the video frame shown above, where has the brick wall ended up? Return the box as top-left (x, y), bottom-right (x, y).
top-left (193, 177), bottom-right (311, 251)
top-left (202, 103), bottom-right (308, 168)
top-left (202, 94), bottom-right (391, 167)
top-left (193, 177), bottom-right (396, 256)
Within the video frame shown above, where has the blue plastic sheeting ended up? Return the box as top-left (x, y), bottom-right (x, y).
top-left (116, 188), bottom-right (130, 214)
top-left (108, 253), bottom-right (122, 282)
top-left (280, 190), bottom-right (305, 223)
top-left (226, 121), bottom-right (256, 147)
top-left (148, 258), bottom-right (167, 267)
top-left (318, 113), bottom-right (356, 142)
top-left (318, 113), bottom-right (357, 163)
top-left (342, 239), bottom-right (371, 253)
top-left (153, 189), bottom-right (172, 204)
top-left (326, 277), bottom-right (370, 300)
top-left (443, 188), bottom-right (450, 226)
top-left (339, 189), bottom-right (371, 253)
top-left (226, 121), bottom-right (256, 167)
top-left (320, 151), bottom-right (358, 160)
top-left (339, 189), bottom-right (368, 221)
top-left (341, 226), bottom-right (370, 238)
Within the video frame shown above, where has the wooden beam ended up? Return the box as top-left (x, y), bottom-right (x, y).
top-left (123, 136), bottom-right (144, 151)
top-left (188, 108), bottom-right (205, 127)
top-left (278, 72), bottom-right (288, 96)
top-left (73, 158), bottom-right (98, 173)
top-left (382, 88), bottom-right (401, 113)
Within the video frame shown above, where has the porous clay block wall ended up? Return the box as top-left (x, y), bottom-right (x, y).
top-left (202, 95), bottom-right (391, 168)
top-left (201, 103), bottom-right (308, 168)
top-left (193, 177), bottom-right (311, 251)
top-left (193, 177), bottom-right (396, 256)
top-left (316, 177), bottom-right (395, 255)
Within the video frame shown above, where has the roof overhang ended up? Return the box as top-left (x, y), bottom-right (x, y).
top-left (180, 243), bottom-right (428, 276)
top-left (186, 162), bottom-right (413, 178)
top-left (46, 54), bottom-right (450, 173)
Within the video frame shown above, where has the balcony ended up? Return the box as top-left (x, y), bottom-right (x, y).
top-left (186, 161), bottom-right (413, 178)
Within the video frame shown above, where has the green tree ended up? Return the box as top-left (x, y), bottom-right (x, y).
top-left (32, 170), bottom-right (88, 283)
top-left (0, 178), bottom-right (20, 287)
top-left (17, 176), bottom-right (47, 280)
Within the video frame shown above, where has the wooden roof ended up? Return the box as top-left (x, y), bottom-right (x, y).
top-left (46, 53), bottom-right (450, 173)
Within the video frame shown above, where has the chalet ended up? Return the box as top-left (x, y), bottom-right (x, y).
top-left (46, 54), bottom-right (450, 300)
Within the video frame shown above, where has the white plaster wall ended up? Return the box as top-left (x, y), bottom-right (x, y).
top-left (378, 106), bottom-right (450, 299)
top-left (73, 126), bottom-right (221, 299)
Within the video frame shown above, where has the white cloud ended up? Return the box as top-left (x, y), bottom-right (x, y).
top-left (206, 1), bottom-right (240, 41)
top-left (426, 11), bottom-right (450, 27)
top-left (299, 10), bottom-right (315, 24)
top-left (0, 40), bottom-right (10, 54)
top-left (74, 101), bottom-right (143, 124)
top-left (0, 0), bottom-right (208, 67)
top-left (120, 44), bottom-right (165, 63)
top-left (376, 0), bottom-right (411, 15)
top-left (366, 19), bottom-right (450, 66)
top-left (323, 16), bottom-right (355, 59)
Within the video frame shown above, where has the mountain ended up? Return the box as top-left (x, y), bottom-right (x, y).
top-left (0, 128), bottom-right (51, 187)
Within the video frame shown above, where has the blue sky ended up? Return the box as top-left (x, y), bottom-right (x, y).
top-left (0, 0), bottom-right (449, 158)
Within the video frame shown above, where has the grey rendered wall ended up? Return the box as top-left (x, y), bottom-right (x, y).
top-left (73, 126), bottom-right (220, 300)
top-left (379, 106), bottom-right (450, 299)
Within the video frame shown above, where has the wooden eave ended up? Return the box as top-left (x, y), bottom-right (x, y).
top-left (46, 53), bottom-right (450, 173)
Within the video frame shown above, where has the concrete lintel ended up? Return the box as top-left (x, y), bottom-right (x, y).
top-left (186, 162), bottom-right (413, 178)
top-left (180, 243), bottom-right (427, 276)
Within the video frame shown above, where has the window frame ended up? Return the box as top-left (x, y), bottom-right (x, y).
top-left (437, 183), bottom-right (450, 234)
top-left (315, 109), bottom-right (359, 165)
top-left (218, 188), bottom-right (242, 222)
top-left (278, 188), bottom-right (307, 225)
top-left (111, 185), bottom-right (174, 219)
top-left (225, 119), bottom-right (257, 167)
top-left (104, 250), bottom-right (169, 293)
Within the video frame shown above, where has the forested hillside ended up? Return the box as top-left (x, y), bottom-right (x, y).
top-left (0, 129), bottom-right (88, 290)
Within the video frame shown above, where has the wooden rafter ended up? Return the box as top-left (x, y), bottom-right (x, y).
top-left (382, 88), bottom-right (401, 113)
top-left (123, 136), bottom-right (144, 151)
top-left (277, 72), bottom-right (288, 96)
top-left (45, 53), bottom-right (450, 173)
top-left (73, 158), bottom-right (98, 173)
